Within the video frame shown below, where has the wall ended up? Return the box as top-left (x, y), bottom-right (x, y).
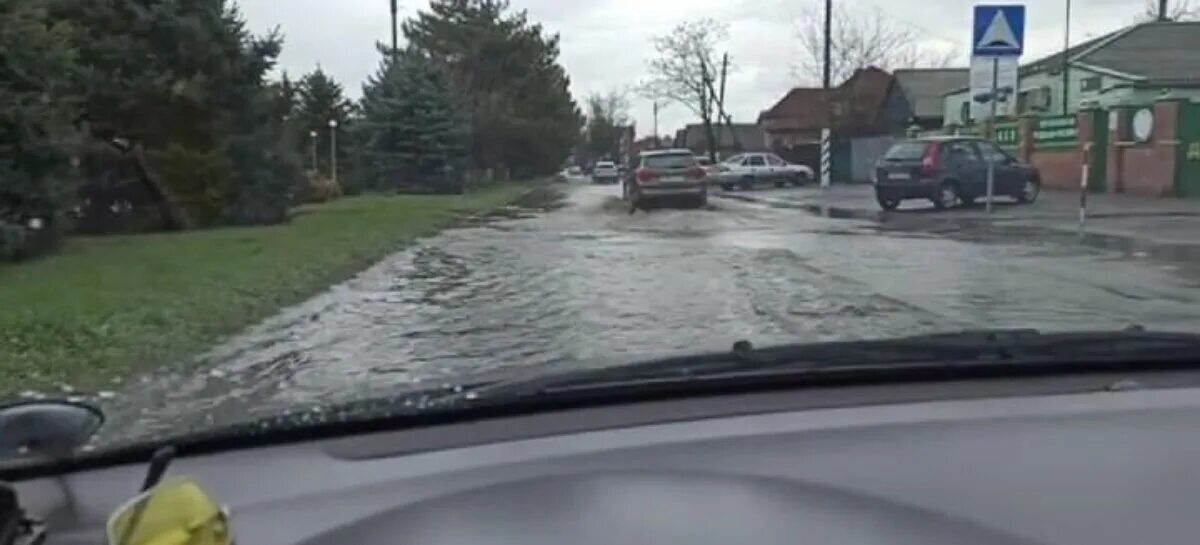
top-left (1106, 99), bottom-right (1182, 196)
top-left (1030, 151), bottom-right (1081, 190)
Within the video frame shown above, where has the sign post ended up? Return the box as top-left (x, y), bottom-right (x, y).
top-left (972, 5), bottom-right (1025, 214)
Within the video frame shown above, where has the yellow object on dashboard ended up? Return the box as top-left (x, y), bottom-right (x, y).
top-left (106, 478), bottom-right (233, 545)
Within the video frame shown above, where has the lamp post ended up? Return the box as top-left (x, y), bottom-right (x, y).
top-left (308, 130), bottom-right (318, 172)
top-left (328, 119), bottom-right (339, 185)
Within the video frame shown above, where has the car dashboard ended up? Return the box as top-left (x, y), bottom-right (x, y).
top-left (14, 371), bottom-right (1200, 545)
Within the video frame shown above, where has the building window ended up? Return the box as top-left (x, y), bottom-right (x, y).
top-left (1080, 76), bottom-right (1102, 92)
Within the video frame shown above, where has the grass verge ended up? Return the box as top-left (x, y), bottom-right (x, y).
top-left (0, 183), bottom-right (527, 396)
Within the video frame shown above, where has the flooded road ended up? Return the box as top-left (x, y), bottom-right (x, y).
top-left (98, 183), bottom-right (1200, 443)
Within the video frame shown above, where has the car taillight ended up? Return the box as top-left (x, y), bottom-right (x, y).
top-left (921, 141), bottom-right (940, 175)
top-left (920, 142), bottom-right (942, 177)
top-left (636, 168), bottom-right (659, 184)
top-left (686, 166), bottom-right (706, 179)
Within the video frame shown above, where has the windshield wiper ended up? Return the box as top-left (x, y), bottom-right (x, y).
top-left (468, 328), bottom-right (1200, 401)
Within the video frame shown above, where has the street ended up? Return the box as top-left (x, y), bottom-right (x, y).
top-left (98, 182), bottom-right (1200, 443)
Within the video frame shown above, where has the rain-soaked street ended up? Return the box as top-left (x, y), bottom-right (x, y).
top-left (98, 182), bottom-right (1200, 443)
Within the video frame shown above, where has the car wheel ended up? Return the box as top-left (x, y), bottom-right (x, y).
top-left (720, 183), bottom-right (734, 191)
top-left (792, 173), bottom-right (811, 186)
top-left (740, 177), bottom-right (754, 191)
top-left (876, 192), bottom-right (900, 211)
top-left (932, 182), bottom-right (960, 210)
top-left (1016, 178), bottom-right (1040, 203)
top-left (695, 193), bottom-right (708, 208)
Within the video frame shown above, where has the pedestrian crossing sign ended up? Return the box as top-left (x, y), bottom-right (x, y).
top-left (973, 5), bottom-right (1025, 57)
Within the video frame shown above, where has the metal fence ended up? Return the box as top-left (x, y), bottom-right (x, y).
top-left (845, 135), bottom-right (897, 183)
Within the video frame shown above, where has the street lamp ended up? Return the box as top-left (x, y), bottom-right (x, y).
top-left (308, 130), bottom-right (318, 173)
top-left (328, 119), bottom-right (339, 185)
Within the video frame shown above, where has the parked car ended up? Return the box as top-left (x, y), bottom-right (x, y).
top-left (623, 149), bottom-right (709, 209)
top-left (715, 153), bottom-right (814, 191)
top-left (592, 161), bottom-right (619, 184)
top-left (695, 156), bottom-right (719, 177)
top-left (873, 136), bottom-right (1041, 211)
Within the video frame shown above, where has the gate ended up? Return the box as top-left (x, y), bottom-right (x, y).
top-left (1089, 109), bottom-right (1108, 193)
top-left (1178, 102), bottom-right (1200, 198)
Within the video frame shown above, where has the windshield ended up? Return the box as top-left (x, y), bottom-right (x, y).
top-left (883, 141), bottom-right (930, 161)
top-left (3, 0), bottom-right (1199, 455)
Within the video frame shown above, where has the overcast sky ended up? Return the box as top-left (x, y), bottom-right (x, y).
top-left (236, 0), bottom-right (1153, 137)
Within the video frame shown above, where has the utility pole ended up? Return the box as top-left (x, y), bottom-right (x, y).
top-left (652, 101), bottom-right (659, 149)
top-left (1160, 0), bottom-right (1170, 20)
top-left (1061, 0), bottom-right (1071, 114)
top-left (820, 0), bottom-right (833, 188)
top-left (715, 53), bottom-right (729, 157)
top-left (822, 0), bottom-right (832, 90)
top-left (698, 54), bottom-right (717, 162)
top-left (390, 0), bottom-right (399, 59)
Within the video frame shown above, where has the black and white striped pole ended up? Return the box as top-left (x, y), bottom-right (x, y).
top-left (820, 129), bottom-right (831, 188)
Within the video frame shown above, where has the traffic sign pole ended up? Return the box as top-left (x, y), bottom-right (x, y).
top-left (986, 57), bottom-right (998, 214)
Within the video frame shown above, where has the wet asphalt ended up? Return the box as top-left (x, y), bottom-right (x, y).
top-left (97, 180), bottom-right (1200, 443)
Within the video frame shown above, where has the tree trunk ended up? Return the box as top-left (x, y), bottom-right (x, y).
top-left (129, 143), bottom-right (192, 231)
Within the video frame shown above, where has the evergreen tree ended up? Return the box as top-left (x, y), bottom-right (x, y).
top-left (44, 0), bottom-right (301, 227)
top-left (294, 67), bottom-right (354, 176)
top-left (403, 0), bottom-right (581, 178)
top-left (356, 47), bottom-right (466, 192)
top-left (0, 0), bottom-right (78, 258)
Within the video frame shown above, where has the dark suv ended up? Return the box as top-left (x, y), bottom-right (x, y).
top-left (873, 137), bottom-right (1041, 211)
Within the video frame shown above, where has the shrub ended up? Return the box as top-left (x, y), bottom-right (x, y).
top-left (147, 144), bottom-right (231, 226)
top-left (301, 172), bottom-right (343, 203)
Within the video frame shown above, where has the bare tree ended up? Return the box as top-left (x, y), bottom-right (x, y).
top-left (1142, 0), bottom-right (1199, 20)
top-left (640, 19), bottom-right (729, 160)
top-left (582, 89), bottom-right (631, 163)
top-left (793, 3), bottom-right (957, 86)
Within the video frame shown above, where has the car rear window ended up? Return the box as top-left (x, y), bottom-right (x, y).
top-left (642, 154), bottom-right (697, 169)
top-left (883, 141), bottom-right (930, 161)
top-left (596, 162), bottom-right (614, 168)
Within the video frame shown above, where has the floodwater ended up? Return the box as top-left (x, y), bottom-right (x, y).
top-left (95, 182), bottom-right (1200, 444)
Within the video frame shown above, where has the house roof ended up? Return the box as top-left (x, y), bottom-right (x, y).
top-left (680, 123), bottom-right (766, 150)
top-left (944, 20), bottom-right (1200, 96)
top-left (760, 66), bottom-right (894, 131)
top-left (893, 68), bottom-right (968, 118)
top-left (1081, 21), bottom-right (1200, 81)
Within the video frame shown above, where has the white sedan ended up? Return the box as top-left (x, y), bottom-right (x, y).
top-left (716, 153), bottom-right (814, 191)
top-left (591, 161), bottom-right (620, 184)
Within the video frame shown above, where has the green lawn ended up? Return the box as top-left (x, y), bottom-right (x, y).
top-left (0, 184), bottom-right (526, 395)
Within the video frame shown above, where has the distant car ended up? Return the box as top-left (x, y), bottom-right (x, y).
top-left (624, 149), bottom-right (708, 209)
top-left (873, 137), bottom-right (1041, 211)
top-left (695, 156), bottom-right (719, 177)
top-left (715, 153), bottom-right (814, 191)
top-left (592, 161), bottom-right (619, 184)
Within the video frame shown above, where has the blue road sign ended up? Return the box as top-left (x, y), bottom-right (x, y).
top-left (973, 5), bottom-right (1025, 57)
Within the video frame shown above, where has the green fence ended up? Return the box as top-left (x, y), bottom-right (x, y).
top-left (1179, 102), bottom-right (1200, 198)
